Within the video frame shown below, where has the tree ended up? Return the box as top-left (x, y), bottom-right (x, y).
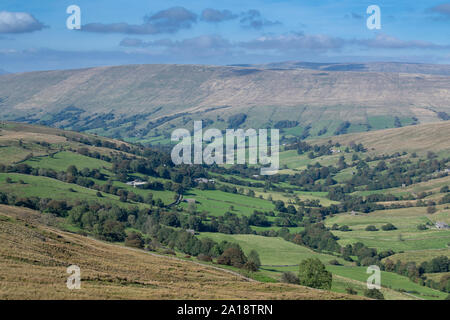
top-left (197, 254), bottom-right (212, 262)
top-left (365, 225), bottom-right (378, 231)
top-left (298, 258), bottom-right (332, 290)
top-left (119, 193), bottom-right (127, 202)
top-left (427, 205), bottom-right (437, 214)
top-left (281, 272), bottom-right (299, 284)
top-left (144, 193), bottom-right (154, 205)
top-left (247, 250), bottom-right (261, 270)
top-left (244, 261), bottom-right (259, 272)
top-left (45, 200), bottom-right (69, 217)
top-left (66, 165), bottom-right (78, 176)
top-left (125, 232), bottom-right (144, 248)
top-left (381, 223), bottom-right (397, 231)
top-left (364, 289), bottom-right (384, 300)
top-left (99, 220), bottom-right (126, 242)
top-left (217, 247), bottom-right (247, 268)
top-left (345, 287), bottom-right (358, 295)
top-left (329, 259), bottom-right (341, 266)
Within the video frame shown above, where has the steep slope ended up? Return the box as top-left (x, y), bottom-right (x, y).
top-left (0, 205), bottom-right (354, 299)
top-left (0, 63), bottom-right (449, 141)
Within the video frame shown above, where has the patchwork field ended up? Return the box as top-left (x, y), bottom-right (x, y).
top-left (0, 121), bottom-right (449, 300)
top-left (197, 233), bottom-right (347, 266)
top-left (180, 189), bottom-right (275, 217)
top-left (325, 207), bottom-right (450, 252)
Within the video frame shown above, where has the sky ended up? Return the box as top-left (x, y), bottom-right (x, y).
top-left (0, 0), bottom-right (449, 72)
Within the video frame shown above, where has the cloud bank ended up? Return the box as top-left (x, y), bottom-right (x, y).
top-left (83, 7), bottom-right (197, 34)
top-left (83, 7), bottom-right (281, 34)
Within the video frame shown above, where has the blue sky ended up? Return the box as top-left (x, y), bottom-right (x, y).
top-left (0, 0), bottom-right (449, 72)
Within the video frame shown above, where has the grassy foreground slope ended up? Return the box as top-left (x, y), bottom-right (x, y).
top-left (0, 205), bottom-right (354, 300)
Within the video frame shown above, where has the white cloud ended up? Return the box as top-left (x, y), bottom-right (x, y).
top-left (0, 11), bottom-right (45, 34)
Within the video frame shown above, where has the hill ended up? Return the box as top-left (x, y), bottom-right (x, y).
top-left (0, 63), bottom-right (449, 142)
top-left (314, 121), bottom-right (450, 155)
top-left (242, 61), bottom-right (450, 76)
top-left (0, 121), bottom-right (134, 164)
top-left (0, 204), bottom-right (353, 300)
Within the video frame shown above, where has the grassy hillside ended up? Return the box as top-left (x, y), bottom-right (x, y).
top-left (197, 233), bottom-right (447, 300)
top-left (0, 122), bottom-right (134, 164)
top-left (314, 121), bottom-right (450, 155)
top-left (1, 64), bottom-right (450, 143)
top-left (0, 205), bottom-right (354, 300)
top-left (197, 233), bottom-right (348, 266)
top-left (325, 206), bottom-right (450, 252)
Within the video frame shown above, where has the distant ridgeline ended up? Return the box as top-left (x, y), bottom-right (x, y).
top-left (0, 63), bottom-right (449, 144)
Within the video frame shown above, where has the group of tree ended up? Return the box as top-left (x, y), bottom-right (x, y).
top-left (281, 258), bottom-right (332, 291)
top-left (384, 256), bottom-right (450, 293)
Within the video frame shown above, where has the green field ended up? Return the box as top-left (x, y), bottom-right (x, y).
top-left (22, 151), bottom-right (175, 205)
top-left (327, 265), bottom-right (447, 300)
top-left (198, 233), bottom-right (347, 265)
top-left (180, 189), bottom-right (275, 216)
top-left (325, 207), bottom-right (450, 252)
top-left (385, 249), bottom-right (450, 264)
top-left (24, 151), bottom-right (112, 171)
top-left (0, 173), bottom-right (145, 208)
top-left (196, 233), bottom-right (448, 300)
top-left (0, 145), bottom-right (46, 164)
